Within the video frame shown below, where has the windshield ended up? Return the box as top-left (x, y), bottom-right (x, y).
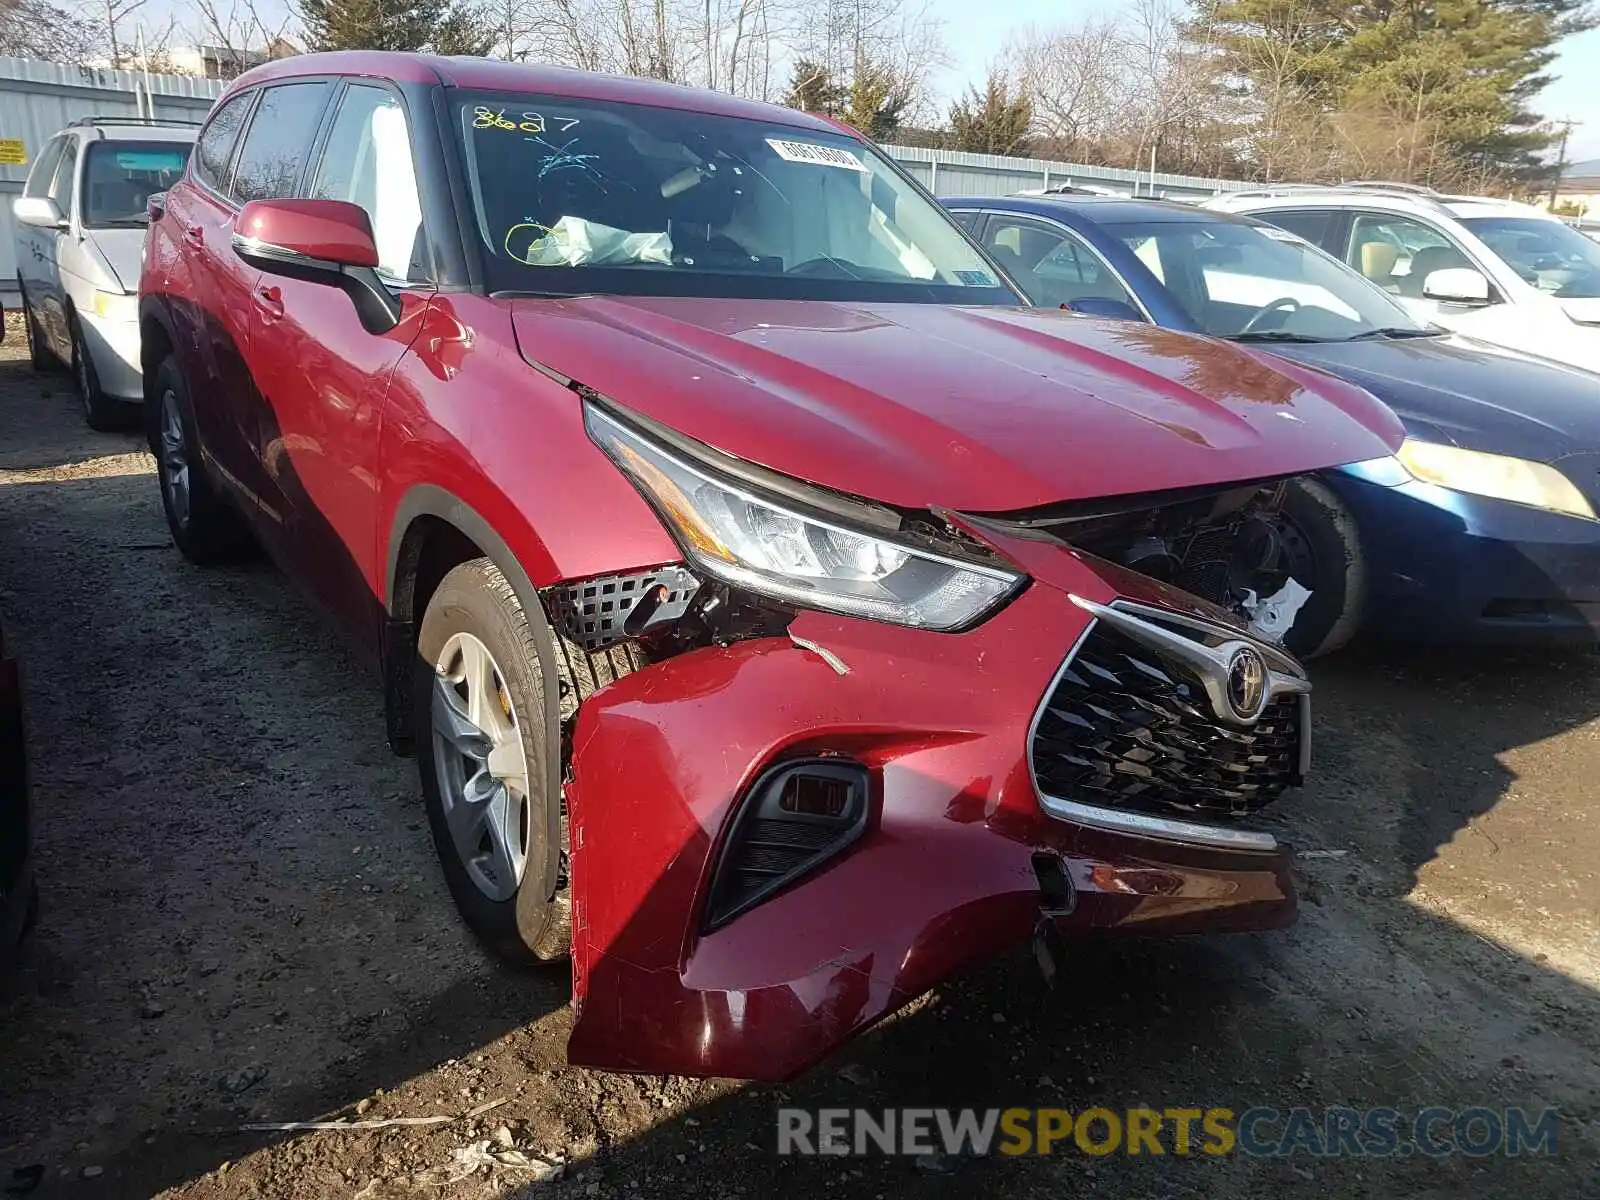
top-left (82, 140), bottom-right (191, 228)
top-left (1106, 218), bottom-right (1430, 340)
top-left (456, 93), bottom-right (1016, 304)
top-left (1463, 216), bottom-right (1600, 299)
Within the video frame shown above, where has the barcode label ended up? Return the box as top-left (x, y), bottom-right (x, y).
top-left (766, 138), bottom-right (866, 170)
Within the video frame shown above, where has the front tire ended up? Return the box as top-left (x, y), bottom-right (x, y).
top-left (1273, 477), bottom-right (1366, 659)
top-left (147, 356), bottom-right (253, 564)
top-left (69, 313), bottom-right (133, 431)
top-left (415, 558), bottom-right (569, 964)
top-left (20, 292), bottom-right (54, 372)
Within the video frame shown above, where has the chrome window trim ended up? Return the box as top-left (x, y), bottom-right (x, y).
top-left (1025, 596), bottom-right (1311, 853)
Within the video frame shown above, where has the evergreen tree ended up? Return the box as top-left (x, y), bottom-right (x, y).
top-left (784, 59), bottom-right (846, 114)
top-left (298, 0), bottom-right (494, 55)
top-left (1193, 0), bottom-right (1593, 182)
top-left (947, 70), bottom-right (1034, 156)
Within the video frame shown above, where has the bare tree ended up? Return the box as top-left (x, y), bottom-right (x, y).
top-left (190, 0), bottom-right (295, 76)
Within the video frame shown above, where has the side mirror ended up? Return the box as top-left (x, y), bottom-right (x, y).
top-left (1062, 297), bottom-right (1146, 322)
top-left (230, 198), bottom-right (400, 334)
top-left (147, 191), bottom-right (167, 223)
top-left (1421, 266), bottom-right (1491, 306)
top-left (13, 196), bottom-right (66, 229)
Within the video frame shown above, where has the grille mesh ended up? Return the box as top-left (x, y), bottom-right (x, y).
top-left (1031, 620), bottom-right (1302, 818)
top-left (550, 566), bottom-right (699, 651)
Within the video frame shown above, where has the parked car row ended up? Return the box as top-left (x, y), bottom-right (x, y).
top-left (4, 53), bottom-right (1594, 1080)
top-left (945, 193), bottom-right (1600, 654)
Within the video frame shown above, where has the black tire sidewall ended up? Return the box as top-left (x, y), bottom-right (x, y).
top-left (1277, 477), bottom-right (1366, 659)
top-left (21, 293), bottom-right (51, 371)
top-left (415, 559), bottom-right (566, 964)
top-left (148, 356), bottom-right (249, 563)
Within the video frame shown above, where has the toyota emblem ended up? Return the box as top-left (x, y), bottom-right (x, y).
top-left (1224, 645), bottom-right (1269, 722)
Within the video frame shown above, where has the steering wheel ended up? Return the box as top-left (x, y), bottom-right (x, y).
top-left (1239, 296), bottom-right (1301, 335)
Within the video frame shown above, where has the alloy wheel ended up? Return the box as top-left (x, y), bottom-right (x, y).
top-left (430, 631), bottom-right (531, 902)
top-left (158, 388), bottom-right (190, 528)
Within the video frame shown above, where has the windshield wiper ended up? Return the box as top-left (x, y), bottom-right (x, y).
top-left (1340, 327), bottom-right (1442, 341)
top-left (1225, 330), bottom-right (1325, 343)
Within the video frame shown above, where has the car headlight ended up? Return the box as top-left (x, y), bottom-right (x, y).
top-left (1396, 439), bottom-right (1596, 520)
top-left (90, 289), bottom-right (136, 321)
top-left (585, 402), bottom-right (1024, 630)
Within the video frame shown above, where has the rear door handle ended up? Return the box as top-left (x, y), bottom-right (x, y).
top-left (253, 284), bottom-right (284, 320)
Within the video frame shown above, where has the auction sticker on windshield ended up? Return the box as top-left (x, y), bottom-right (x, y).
top-left (766, 139), bottom-right (866, 170)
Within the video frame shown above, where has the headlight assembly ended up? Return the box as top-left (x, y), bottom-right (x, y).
top-left (585, 402), bottom-right (1025, 630)
top-left (1396, 439), bottom-right (1596, 520)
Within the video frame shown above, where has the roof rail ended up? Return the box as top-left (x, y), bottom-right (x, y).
top-left (68, 115), bottom-right (203, 129)
top-left (1340, 179), bottom-right (1440, 196)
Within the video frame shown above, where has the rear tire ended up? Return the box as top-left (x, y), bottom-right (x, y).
top-left (69, 313), bottom-right (131, 432)
top-left (415, 558), bottom-right (569, 964)
top-left (148, 356), bottom-right (253, 564)
top-left (1274, 477), bottom-right (1366, 659)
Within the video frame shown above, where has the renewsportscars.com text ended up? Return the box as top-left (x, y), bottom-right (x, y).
top-left (776, 1106), bottom-right (1560, 1158)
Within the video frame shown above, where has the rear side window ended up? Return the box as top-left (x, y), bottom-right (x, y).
top-left (1257, 209), bottom-right (1334, 247)
top-left (194, 90), bottom-right (254, 193)
top-left (232, 82), bottom-right (331, 204)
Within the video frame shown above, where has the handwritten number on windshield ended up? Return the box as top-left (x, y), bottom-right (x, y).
top-left (473, 107), bottom-right (580, 134)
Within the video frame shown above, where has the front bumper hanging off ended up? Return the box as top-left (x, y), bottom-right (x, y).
top-left (563, 551), bottom-right (1307, 1081)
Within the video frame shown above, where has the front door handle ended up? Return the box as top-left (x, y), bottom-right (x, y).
top-left (253, 284), bottom-right (284, 320)
top-left (183, 224), bottom-right (204, 247)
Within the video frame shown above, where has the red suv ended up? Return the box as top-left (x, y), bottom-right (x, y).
top-left (139, 52), bottom-right (1402, 1079)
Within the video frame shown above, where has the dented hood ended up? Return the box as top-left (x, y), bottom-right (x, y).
top-left (509, 296), bottom-right (1404, 511)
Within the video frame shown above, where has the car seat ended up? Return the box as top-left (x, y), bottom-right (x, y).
top-left (1403, 244), bottom-right (1471, 297)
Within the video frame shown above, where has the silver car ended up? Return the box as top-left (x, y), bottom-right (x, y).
top-left (12, 118), bottom-right (196, 429)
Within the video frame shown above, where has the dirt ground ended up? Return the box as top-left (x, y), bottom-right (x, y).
top-left (0, 320), bottom-right (1597, 1199)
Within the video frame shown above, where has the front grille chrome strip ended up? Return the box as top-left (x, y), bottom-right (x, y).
top-left (1025, 597), bottom-right (1300, 854)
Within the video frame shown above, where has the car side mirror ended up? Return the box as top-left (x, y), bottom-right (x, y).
top-left (1421, 266), bottom-right (1491, 306)
top-left (13, 196), bottom-right (66, 229)
top-left (230, 198), bottom-right (400, 334)
top-left (1062, 297), bottom-right (1146, 322)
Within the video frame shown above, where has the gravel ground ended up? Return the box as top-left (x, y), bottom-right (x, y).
top-left (0, 321), bottom-right (1597, 1199)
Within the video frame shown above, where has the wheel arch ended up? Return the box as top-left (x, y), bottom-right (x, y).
top-left (382, 485), bottom-right (562, 770)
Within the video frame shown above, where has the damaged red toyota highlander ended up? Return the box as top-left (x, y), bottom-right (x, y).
top-left (139, 53), bottom-right (1403, 1079)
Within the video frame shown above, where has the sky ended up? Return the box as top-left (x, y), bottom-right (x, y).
top-left (925, 0), bottom-right (1600, 164)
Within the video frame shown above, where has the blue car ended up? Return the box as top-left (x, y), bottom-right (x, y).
top-left (943, 194), bottom-right (1600, 655)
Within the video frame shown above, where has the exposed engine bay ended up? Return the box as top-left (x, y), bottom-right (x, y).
top-left (977, 476), bottom-right (1315, 641)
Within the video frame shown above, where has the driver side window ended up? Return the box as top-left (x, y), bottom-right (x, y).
top-left (1344, 213), bottom-right (1474, 299)
top-left (311, 85), bottom-right (425, 283)
top-left (979, 216), bottom-right (1133, 309)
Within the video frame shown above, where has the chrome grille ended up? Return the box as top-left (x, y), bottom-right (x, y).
top-left (1031, 614), bottom-right (1305, 820)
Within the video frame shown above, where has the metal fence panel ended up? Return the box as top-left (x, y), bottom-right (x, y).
top-left (882, 144), bottom-right (1255, 202)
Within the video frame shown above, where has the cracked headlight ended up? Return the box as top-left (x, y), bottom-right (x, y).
top-left (586, 402), bottom-right (1024, 630)
top-left (1396, 439), bottom-right (1596, 520)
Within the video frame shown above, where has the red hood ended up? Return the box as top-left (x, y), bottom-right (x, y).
top-left (508, 296), bottom-right (1404, 512)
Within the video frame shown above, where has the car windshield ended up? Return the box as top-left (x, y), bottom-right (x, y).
top-left (1105, 218), bottom-right (1431, 341)
top-left (82, 139), bottom-right (191, 228)
top-left (456, 93), bottom-right (1017, 304)
top-left (1462, 216), bottom-right (1600, 298)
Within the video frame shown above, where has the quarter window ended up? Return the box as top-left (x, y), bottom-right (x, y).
top-left (311, 85), bottom-right (425, 282)
top-left (50, 139), bottom-right (78, 218)
top-left (193, 90), bottom-right (254, 193)
top-left (23, 136), bottom-right (64, 199)
top-left (231, 82), bottom-right (330, 204)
